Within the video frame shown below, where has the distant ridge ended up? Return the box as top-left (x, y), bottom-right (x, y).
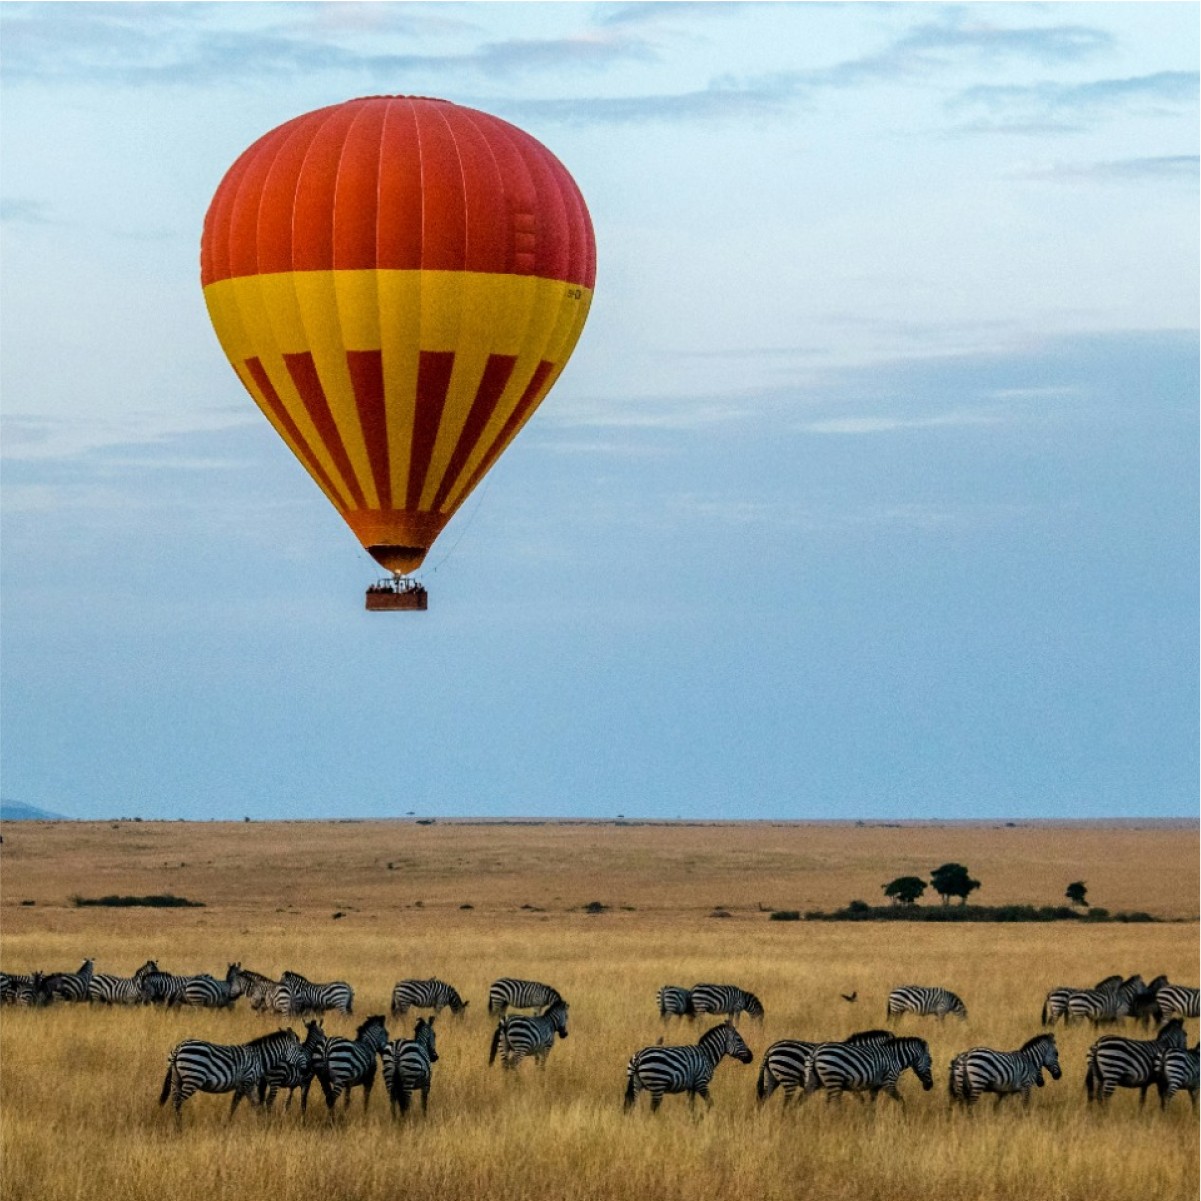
top-left (0, 799), bottom-right (67, 821)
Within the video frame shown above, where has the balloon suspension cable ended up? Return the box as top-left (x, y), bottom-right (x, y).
top-left (425, 473), bottom-right (494, 575)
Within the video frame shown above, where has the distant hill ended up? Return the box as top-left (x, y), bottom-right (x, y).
top-left (0, 800), bottom-right (67, 821)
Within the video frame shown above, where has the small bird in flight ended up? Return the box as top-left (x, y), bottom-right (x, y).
top-left (840, 991), bottom-right (858, 1003)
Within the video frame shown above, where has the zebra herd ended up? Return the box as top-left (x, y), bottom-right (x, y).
top-left (5, 958), bottom-right (1197, 1120)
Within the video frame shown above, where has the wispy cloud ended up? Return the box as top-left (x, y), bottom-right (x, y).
top-left (1018, 154), bottom-right (1200, 183)
top-left (0, 196), bottom-right (60, 225)
top-left (799, 412), bottom-right (999, 436)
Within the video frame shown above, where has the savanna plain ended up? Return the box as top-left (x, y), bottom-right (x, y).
top-left (1, 819), bottom-right (1197, 1201)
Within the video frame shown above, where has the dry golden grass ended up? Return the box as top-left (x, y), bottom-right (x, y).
top-left (1, 820), bottom-right (1197, 1201)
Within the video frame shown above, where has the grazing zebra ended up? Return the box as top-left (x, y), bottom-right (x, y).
top-left (948, 1034), bottom-right (1061, 1107)
top-left (1155, 984), bottom-right (1200, 1022)
top-left (625, 1021), bottom-right (753, 1112)
top-left (1066, 975), bottom-right (1145, 1026)
top-left (182, 965), bottom-right (245, 1009)
top-left (0, 971), bottom-right (51, 1006)
top-left (260, 1020), bottom-right (325, 1111)
top-left (313, 1015), bottom-right (389, 1111)
top-left (382, 1016), bottom-right (439, 1115)
top-left (43, 958), bottom-right (95, 1003)
top-left (487, 977), bottom-right (563, 1017)
top-left (689, 983), bottom-right (765, 1024)
top-left (229, 965), bottom-right (280, 1011)
top-left (657, 985), bottom-right (694, 1022)
top-left (805, 1036), bottom-right (934, 1103)
top-left (159, 1028), bottom-right (300, 1118)
top-left (390, 978), bottom-right (467, 1018)
top-left (1042, 975), bottom-right (1123, 1026)
top-left (89, 960), bottom-right (159, 1005)
top-left (757, 1029), bottom-right (892, 1107)
top-left (1153, 1044), bottom-right (1199, 1110)
top-left (887, 986), bottom-right (967, 1022)
top-left (140, 968), bottom-right (192, 1007)
top-left (1086, 1018), bottom-right (1188, 1105)
top-left (489, 999), bottom-right (569, 1070)
top-left (281, 970), bottom-right (354, 1017)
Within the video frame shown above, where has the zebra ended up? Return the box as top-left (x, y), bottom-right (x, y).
top-left (1154, 984), bottom-right (1200, 1022)
top-left (260, 1020), bottom-right (325, 1111)
top-left (689, 983), bottom-right (764, 1024)
top-left (948, 1033), bottom-right (1061, 1107)
top-left (625, 1021), bottom-right (753, 1112)
top-left (280, 970), bottom-right (354, 1017)
top-left (0, 971), bottom-right (51, 1006)
top-left (313, 1015), bottom-right (389, 1111)
top-left (657, 985), bottom-right (694, 1022)
top-left (804, 1036), bottom-right (934, 1103)
top-left (159, 1028), bottom-right (300, 1118)
top-left (887, 985), bottom-right (967, 1022)
top-left (228, 965), bottom-right (280, 1011)
top-left (1153, 1044), bottom-right (1199, 1110)
top-left (89, 960), bottom-right (159, 1005)
top-left (42, 958), bottom-right (94, 1003)
top-left (487, 977), bottom-right (563, 1017)
top-left (757, 1029), bottom-right (892, 1107)
top-left (489, 999), bottom-right (569, 1070)
top-left (1066, 974), bottom-right (1145, 1025)
top-left (1042, 975), bottom-right (1123, 1025)
top-left (390, 978), bottom-right (467, 1018)
top-left (381, 1016), bottom-right (439, 1115)
top-left (1086, 1018), bottom-right (1188, 1105)
top-left (181, 964), bottom-right (245, 1009)
top-left (1128, 975), bottom-right (1169, 1027)
top-left (140, 968), bottom-right (191, 1007)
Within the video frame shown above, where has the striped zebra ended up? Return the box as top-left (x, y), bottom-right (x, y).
top-left (260, 1020), bottom-right (325, 1111)
top-left (1154, 984), bottom-right (1199, 1022)
top-left (804, 1036), bottom-right (934, 1103)
top-left (489, 999), bottom-right (569, 1070)
top-left (757, 1029), bottom-right (892, 1107)
top-left (313, 1015), bottom-right (389, 1111)
top-left (1153, 1044), bottom-right (1199, 1110)
top-left (689, 983), bottom-right (764, 1024)
top-left (948, 1034), bottom-right (1061, 1107)
top-left (280, 970), bottom-right (354, 1017)
top-left (382, 1016), bottom-right (439, 1115)
top-left (140, 968), bottom-right (191, 1007)
top-left (0, 971), bottom-right (51, 1006)
top-left (1066, 974), bottom-right (1145, 1026)
top-left (181, 964), bottom-right (245, 1009)
top-left (1086, 1018), bottom-right (1188, 1105)
top-left (487, 977), bottom-right (563, 1017)
top-left (657, 985), bottom-right (694, 1022)
top-left (43, 958), bottom-right (94, 1003)
top-left (159, 1028), bottom-right (300, 1118)
top-left (229, 965), bottom-right (280, 1011)
top-left (89, 960), bottom-right (159, 1005)
top-left (1128, 975), bottom-right (1169, 1027)
top-left (625, 1021), bottom-right (753, 1112)
top-left (1042, 974), bottom-right (1122, 1025)
top-left (390, 978), bottom-right (467, 1018)
top-left (887, 985), bottom-right (967, 1022)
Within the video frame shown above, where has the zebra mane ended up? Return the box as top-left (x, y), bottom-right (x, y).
top-left (356, 1014), bottom-right (388, 1039)
top-left (1020, 1033), bottom-right (1055, 1053)
top-left (244, 1028), bottom-right (298, 1049)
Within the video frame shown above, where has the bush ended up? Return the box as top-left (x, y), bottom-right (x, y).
top-left (70, 893), bottom-right (205, 908)
top-left (769, 910), bottom-right (801, 921)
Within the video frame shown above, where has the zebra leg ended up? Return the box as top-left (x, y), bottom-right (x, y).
top-left (649, 1092), bottom-right (663, 1113)
top-left (1138, 1084), bottom-right (1149, 1107)
top-left (362, 1064), bottom-right (377, 1110)
top-left (420, 1082), bottom-right (430, 1113)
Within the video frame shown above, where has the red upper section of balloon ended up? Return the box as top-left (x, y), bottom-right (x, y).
top-left (201, 96), bottom-right (596, 289)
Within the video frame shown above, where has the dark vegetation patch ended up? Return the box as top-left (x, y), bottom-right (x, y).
top-left (71, 893), bottom-right (205, 908)
top-left (801, 903), bottom-right (1157, 923)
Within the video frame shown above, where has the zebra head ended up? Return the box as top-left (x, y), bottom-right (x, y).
top-left (1022, 1033), bottom-right (1061, 1080)
top-left (544, 1000), bottom-right (570, 1039)
top-left (894, 1037), bottom-right (934, 1090)
top-left (700, 1021), bottom-right (753, 1065)
top-left (225, 963), bottom-right (245, 999)
top-left (301, 1019), bottom-right (326, 1053)
top-left (1156, 1019), bottom-right (1187, 1049)
top-left (415, 1017), bottom-right (439, 1062)
top-left (446, 985), bottom-right (468, 1016)
top-left (357, 1015), bottom-right (391, 1052)
top-left (745, 992), bottom-right (766, 1021)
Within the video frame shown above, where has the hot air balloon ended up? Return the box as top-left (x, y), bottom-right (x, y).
top-left (200, 96), bottom-right (596, 609)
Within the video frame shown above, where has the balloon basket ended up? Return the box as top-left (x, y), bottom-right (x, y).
top-left (365, 578), bottom-right (428, 611)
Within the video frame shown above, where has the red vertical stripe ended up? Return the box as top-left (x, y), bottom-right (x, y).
top-left (408, 351), bottom-right (456, 510)
top-left (283, 352), bottom-right (367, 509)
top-left (431, 354), bottom-right (518, 512)
top-left (346, 350), bottom-right (392, 509)
top-left (458, 360), bottom-right (556, 502)
top-left (244, 357), bottom-right (346, 507)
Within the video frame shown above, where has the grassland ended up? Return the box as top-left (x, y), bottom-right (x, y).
top-left (1, 819), bottom-right (1197, 1201)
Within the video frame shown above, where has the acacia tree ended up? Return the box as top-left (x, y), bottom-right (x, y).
top-left (1065, 881), bottom-right (1089, 908)
top-left (930, 862), bottom-right (981, 906)
top-left (882, 876), bottom-right (928, 906)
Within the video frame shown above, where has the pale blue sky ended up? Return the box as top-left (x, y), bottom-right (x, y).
top-left (1, 2), bottom-right (1197, 820)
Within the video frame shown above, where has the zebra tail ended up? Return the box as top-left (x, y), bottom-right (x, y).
top-left (488, 1021), bottom-right (504, 1067)
top-left (159, 1053), bottom-right (176, 1106)
top-left (1041, 999), bottom-right (1051, 1026)
top-left (756, 1060), bottom-right (771, 1101)
top-left (624, 1069), bottom-right (637, 1110)
top-left (1084, 1054), bottom-right (1096, 1102)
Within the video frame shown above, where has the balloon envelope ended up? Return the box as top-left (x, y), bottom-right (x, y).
top-left (201, 96), bottom-right (596, 574)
